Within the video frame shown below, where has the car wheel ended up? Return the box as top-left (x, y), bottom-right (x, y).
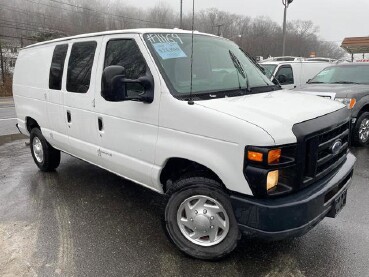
top-left (165, 175), bottom-right (240, 260)
top-left (30, 128), bottom-right (61, 171)
top-left (353, 112), bottom-right (369, 146)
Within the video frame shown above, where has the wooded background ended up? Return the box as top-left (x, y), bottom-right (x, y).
top-left (0, 0), bottom-right (346, 96)
top-left (0, 0), bottom-right (345, 58)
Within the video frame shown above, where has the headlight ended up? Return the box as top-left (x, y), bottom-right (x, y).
top-left (335, 97), bottom-right (356, 109)
top-left (267, 170), bottom-right (279, 191)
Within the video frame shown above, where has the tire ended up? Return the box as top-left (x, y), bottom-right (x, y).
top-left (353, 112), bottom-right (369, 146)
top-left (30, 128), bottom-right (61, 171)
top-left (165, 175), bottom-right (240, 260)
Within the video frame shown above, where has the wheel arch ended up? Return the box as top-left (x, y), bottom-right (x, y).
top-left (356, 103), bottom-right (369, 118)
top-left (160, 157), bottom-right (226, 193)
top-left (26, 116), bottom-right (40, 133)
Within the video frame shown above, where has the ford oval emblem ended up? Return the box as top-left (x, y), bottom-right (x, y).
top-left (331, 140), bottom-right (343, 155)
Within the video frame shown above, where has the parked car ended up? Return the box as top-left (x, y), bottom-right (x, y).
top-left (294, 63), bottom-right (369, 146)
top-left (13, 29), bottom-right (355, 260)
top-left (260, 61), bottom-right (331, 90)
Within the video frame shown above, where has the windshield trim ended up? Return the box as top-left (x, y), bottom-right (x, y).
top-left (142, 32), bottom-right (274, 101)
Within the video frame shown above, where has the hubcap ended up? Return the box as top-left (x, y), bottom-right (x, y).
top-left (176, 195), bottom-right (230, 247)
top-left (32, 137), bottom-right (44, 163)
top-left (359, 118), bottom-right (369, 143)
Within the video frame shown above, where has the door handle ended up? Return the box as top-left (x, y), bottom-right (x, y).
top-left (67, 111), bottom-right (71, 123)
top-left (98, 117), bottom-right (103, 131)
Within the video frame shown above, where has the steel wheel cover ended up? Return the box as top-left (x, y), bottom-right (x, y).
top-left (176, 195), bottom-right (230, 247)
top-left (32, 137), bottom-right (44, 163)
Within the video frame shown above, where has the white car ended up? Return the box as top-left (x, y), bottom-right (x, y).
top-left (13, 28), bottom-right (355, 260)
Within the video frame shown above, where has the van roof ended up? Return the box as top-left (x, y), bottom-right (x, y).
top-left (24, 28), bottom-right (215, 49)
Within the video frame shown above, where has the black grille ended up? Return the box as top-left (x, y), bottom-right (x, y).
top-left (303, 122), bottom-right (350, 186)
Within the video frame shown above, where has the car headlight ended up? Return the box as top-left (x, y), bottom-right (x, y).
top-left (335, 97), bottom-right (356, 109)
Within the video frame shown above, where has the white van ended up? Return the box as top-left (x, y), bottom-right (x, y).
top-left (13, 29), bottom-right (355, 260)
top-left (260, 61), bottom-right (331, 89)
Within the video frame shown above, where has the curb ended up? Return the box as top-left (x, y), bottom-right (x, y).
top-left (0, 133), bottom-right (27, 146)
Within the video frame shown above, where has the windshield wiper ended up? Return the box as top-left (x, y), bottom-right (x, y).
top-left (308, 81), bottom-right (325, 84)
top-left (331, 81), bottom-right (359, 84)
top-left (229, 50), bottom-right (251, 92)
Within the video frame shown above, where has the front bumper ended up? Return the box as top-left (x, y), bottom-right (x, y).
top-left (230, 152), bottom-right (356, 240)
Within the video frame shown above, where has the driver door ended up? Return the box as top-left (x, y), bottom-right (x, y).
top-left (94, 34), bottom-right (161, 187)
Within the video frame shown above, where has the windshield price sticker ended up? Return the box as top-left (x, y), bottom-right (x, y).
top-left (153, 42), bottom-right (187, 60)
top-left (147, 33), bottom-right (184, 45)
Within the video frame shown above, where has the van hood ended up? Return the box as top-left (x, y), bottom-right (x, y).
top-left (195, 90), bottom-right (344, 144)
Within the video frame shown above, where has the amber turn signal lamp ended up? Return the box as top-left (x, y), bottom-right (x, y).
top-left (268, 149), bottom-right (281, 164)
top-left (247, 151), bottom-right (263, 162)
top-left (349, 98), bottom-right (356, 110)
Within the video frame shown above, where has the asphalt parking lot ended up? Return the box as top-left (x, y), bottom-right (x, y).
top-left (1, 98), bottom-right (369, 277)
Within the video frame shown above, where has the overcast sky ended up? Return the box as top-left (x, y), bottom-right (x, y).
top-left (123, 0), bottom-right (368, 43)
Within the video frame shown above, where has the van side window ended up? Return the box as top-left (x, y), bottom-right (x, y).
top-left (104, 39), bottom-right (146, 79)
top-left (49, 44), bottom-right (68, 90)
top-left (275, 65), bottom-right (294, 85)
top-left (67, 41), bottom-right (97, 93)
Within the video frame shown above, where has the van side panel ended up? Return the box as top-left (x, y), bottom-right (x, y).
top-left (13, 46), bottom-right (54, 134)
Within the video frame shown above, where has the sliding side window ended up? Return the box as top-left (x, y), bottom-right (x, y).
top-left (67, 41), bottom-right (97, 93)
top-left (49, 44), bottom-right (68, 90)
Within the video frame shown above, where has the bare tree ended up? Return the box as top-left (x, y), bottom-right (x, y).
top-left (0, 0), bottom-right (345, 60)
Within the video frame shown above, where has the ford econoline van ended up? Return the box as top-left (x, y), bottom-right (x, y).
top-left (13, 29), bottom-right (356, 260)
top-left (260, 60), bottom-right (331, 89)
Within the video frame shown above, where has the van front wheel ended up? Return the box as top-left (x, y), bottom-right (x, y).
top-left (30, 128), bottom-right (61, 171)
top-left (165, 176), bottom-right (240, 260)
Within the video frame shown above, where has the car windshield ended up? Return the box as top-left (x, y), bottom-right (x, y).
top-left (309, 65), bottom-right (369, 84)
top-left (260, 64), bottom-right (277, 79)
top-left (143, 33), bottom-right (274, 98)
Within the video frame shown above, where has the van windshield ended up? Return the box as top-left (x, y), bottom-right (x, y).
top-left (144, 33), bottom-right (275, 99)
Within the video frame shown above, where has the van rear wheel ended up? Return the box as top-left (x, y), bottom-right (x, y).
top-left (30, 128), bottom-right (61, 171)
top-left (165, 176), bottom-right (240, 260)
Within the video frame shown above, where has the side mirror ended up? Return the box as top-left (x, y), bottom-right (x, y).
top-left (277, 74), bottom-right (287, 84)
top-left (272, 77), bottom-right (279, 85)
top-left (101, 65), bottom-right (154, 103)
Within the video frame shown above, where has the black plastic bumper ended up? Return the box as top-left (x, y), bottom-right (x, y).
top-left (230, 152), bottom-right (356, 240)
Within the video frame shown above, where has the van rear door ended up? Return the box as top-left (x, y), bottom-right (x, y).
top-left (47, 44), bottom-right (69, 150)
